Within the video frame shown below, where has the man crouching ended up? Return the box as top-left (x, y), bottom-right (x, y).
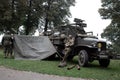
top-left (58, 35), bottom-right (75, 67)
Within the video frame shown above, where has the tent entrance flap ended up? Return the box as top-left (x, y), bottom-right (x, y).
top-left (14, 35), bottom-right (56, 60)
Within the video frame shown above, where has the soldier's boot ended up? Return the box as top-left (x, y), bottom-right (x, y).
top-left (76, 64), bottom-right (80, 70)
top-left (58, 61), bottom-right (67, 67)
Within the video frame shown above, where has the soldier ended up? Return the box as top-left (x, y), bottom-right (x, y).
top-left (58, 35), bottom-right (75, 67)
top-left (1, 31), bottom-right (13, 58)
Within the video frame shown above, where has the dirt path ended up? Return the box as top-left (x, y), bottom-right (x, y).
top-left (0, 66), bottom-right (88, 80)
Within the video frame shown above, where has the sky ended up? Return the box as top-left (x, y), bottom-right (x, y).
top-left (70, 0), bottom-right (111, 38)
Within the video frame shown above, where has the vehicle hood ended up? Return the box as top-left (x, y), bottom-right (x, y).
top-left (77, 37), bottom-right (106, 47)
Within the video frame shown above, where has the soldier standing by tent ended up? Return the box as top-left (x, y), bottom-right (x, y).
top-left (58, 35), bottom-right (75, 67)
top-left (2, 31), bottom-right (13, 58)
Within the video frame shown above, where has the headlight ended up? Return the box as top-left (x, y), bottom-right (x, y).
top-left (98, 43), bottom-right (102, 48)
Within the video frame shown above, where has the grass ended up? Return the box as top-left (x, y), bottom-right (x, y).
top-left (0, 49), bottom-right (120, 80)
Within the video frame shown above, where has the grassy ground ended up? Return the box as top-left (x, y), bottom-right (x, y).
top-left (0, 50), bottom-right (120, 80)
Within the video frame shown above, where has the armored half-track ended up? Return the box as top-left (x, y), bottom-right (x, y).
top-left (50, 18), bottom-right (119, 67)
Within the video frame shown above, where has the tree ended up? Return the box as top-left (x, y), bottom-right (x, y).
top-left (99, 0), bottom-right (120, 53)
top-left (0, 0), bottom-right (28, 34)
top-left (23, 0), bottom-right (43, 35)
top-left (0, 0), bottom-right (40, 34)
top-left (0, 0), bottom-right (12, 32)
top-left (41, 0), bottom-right (75, 32)
top-left (0, 0), bottom-right (75, 35)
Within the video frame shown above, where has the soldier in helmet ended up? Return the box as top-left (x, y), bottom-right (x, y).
top-left (1, 31), bottom-right (13, 58)
top-left (58, 35), bottom-right (75, 67)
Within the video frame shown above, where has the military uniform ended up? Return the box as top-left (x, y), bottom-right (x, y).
top-left (58, 35), bottom-right (75, 67)
top-left (2, 32), bottom-right (13, 58)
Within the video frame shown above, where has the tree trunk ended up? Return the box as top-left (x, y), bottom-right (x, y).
top-left (44, 0), bottom-right (51, 33)
top-left (44, 17), bottom-right (48, 32)
top-left (25, 0), bottom-right (32, 35)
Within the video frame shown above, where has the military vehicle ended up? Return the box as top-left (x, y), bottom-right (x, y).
top-left (50, 18), bottom-right (119, 67)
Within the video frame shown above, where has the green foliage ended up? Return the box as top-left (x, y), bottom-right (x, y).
top-left (0, 0), bottom-right (25, 33)
top-left (99, 0), bottom-right (120, 53)
top-left (0, 50), bottom-right (120, 80)
top-left (0, 0), bottom-right (75, 34)
top-left (40, 0), bottom-right (75, 32)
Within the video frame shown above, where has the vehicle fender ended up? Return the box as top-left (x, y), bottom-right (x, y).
top-left (73, 44), bottom-right (97, 54)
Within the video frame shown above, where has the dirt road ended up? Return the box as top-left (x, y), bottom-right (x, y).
top-left (0, 66), bottom-right (88, 80)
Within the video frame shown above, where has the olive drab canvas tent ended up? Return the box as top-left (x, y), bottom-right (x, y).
top-left (13, 35), bottom-right (56, 60)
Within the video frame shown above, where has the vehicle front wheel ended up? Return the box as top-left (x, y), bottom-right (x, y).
top-left (99, 59), bottom-right (110, 67)
top-left (78, 50), bottom-right (89, 67)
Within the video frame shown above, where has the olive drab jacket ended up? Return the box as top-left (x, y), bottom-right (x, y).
top-left (2, 35), bottom-right (13, 47)
top-left (64, 35), bottom-right (75, 47)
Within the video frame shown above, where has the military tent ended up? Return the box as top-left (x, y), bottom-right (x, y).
top-left (14, 35), bottom-right (56, 60)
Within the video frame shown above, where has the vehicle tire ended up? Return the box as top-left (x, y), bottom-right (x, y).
top-left (78, 50), bottom-right (89, 67)
top-left (99, 59), bottom-right (110, 67)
